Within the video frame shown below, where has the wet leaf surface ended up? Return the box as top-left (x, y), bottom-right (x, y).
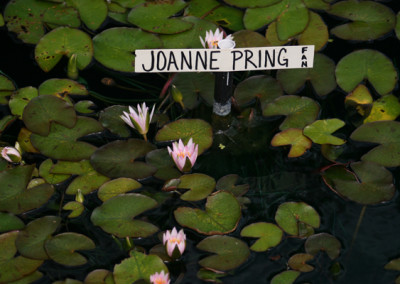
top-left (240, 222), bottom-right (283, 252)
top-left (271, 128), bottom-right (312, 158)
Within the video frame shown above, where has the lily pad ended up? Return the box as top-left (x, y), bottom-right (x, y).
top-left (113, 250), bottom-right (168, 284)
top-left (288, 253), bottom-right (314, 272)
top-left (275, 202), bottom-right (320, 236)
top-left (385, 258), bottom-right (400, 271)
top-left (363, 95), bottom-right (400, 123)
top-left (7, 271), bottom-right (43, 284)
top-left (233, 30), bottom-right (269, 47)
top-left (75, 101), bottom-right (96, 114)
top-left (84, 269), bottom-right (114, 284)
top-left (66, 0), bottom-right (108, 30)
top-left (39, 159), bottom-right (71, 184)
top-left (127, 0), bottom-right (192, 34)
top-left (91, 193), bottom-right (158, 238)
top-left (240, 222), bottom-right (283, 252)
top-left (93, 27), bottom-right (163, 72)
top-left (345, 84), bottom-right (373, 106)
top-left (0, 74), bottom-right (16, 104)
top-left (322, 161), bottom-right (395, 204)
top-left (335, 49), bottom-right (397, 95)
top-left (263, 96), bottom-right (320, 130)
top-left (99, 105), bottom-right (131, 137)
top-left (329, 0), bottom-right (395, 41)
top-left (97, 178), bottom-right (142, 202)
top-left (304, 233), bottom-right (341, 260)
top-left (271, 128), bottom-right (312, 158)
top-left (63, 201), bottom-right (84, 218)
top-left (216, 174), bottom-right (249, 197)
top-left (396, 12), bottom-right (400, 40)
top-left (35, 27), bottom-right (93, 72)
top-left (350, 121), bottom-right (400, 167)
top-left (174, 191), bottom-right (241, 235)
top-left (146, 149), bottom-right (181, 181)
top-left (42, 4), bottom-right (80, 28)
top-left (178, 173), bottom-right (216, 201)
top-left (38, 79), bottom-right (88, 98)
top-left (0, 213), bottom-right (25, 233)
top-left (271, 270), bottom-right (300, 284)
top-left (9, 87), bottom-right (38, 119)
top-left (276, 53), bottom-right (336, 97)
top-left (223, 0), bottom-right (279, 8)
top-left (22, 95), bottom-right (76, 136)
top-left (0, 115), bottom-right (17, 134)
top-left (15, 216), bottom-right (61, 260)
top-left (91, 139), bottom-right (156, 180)
top-left (44, 232), bottom-right (95, 266)
top-left (303, 119), bottom-right (346, 145)
top-left (265, 22), bottom-right (291, 46)
top-left (197, 269), bottom-right (225, 284)
top-left (234, 75), bottom-right (283, 109)
top-left (197, 235), bottom-right (250, 272)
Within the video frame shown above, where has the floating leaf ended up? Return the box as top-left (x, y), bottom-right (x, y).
top-left (63, 201), bottom-right (84, 218)
top-left (345, 84), bottom-right (373, 106)
top-left (396, 11), bottom-right (400, 40)
top-left (0, 74), bottom-right (16, 104)
top-left (39, 159), bottom-right (71, 185)
top-left (8, 271), bottom-right (43, 284)
top-left (240, 222), bottom-right (283, 252)
top-left (66, 0), bottom-right (108, 30)
top-left (99, 105), bottom-right (131, 138)
top-left (197, 269), bottom-right (225, 283)
top-left (322, 161), bottom-right (395, 204)
top-left (44, 232), bottom-right (95, 266)
top-left (303, 119), bottom-right (346, 145)
top-left (98, 178), bottom-right (142, 202)
top-left (16, 216), bottom-right (61, 260)
top-left (288, 253), bottom-right (314, 272)
top-left (42, 4), bottom-right (80, 28)
top-left (263, 96), bottom-right (320, 130)
top-left (335, 49), bottom-right (397, 95)
top-left (275, 202), bottom-right (320, 236)
top-left (244, 1), bottom-right (285, 31)
top-left (0, 13), bottom-right (4, 27)
top-left (146, 149), bottom-right (181, 181)
top-left (197, 235), bottom-right (250, 272)
top-left (223, 0), bottom-right (279, 8)
top-left (0, 115), bottom-right (17, 134)
top-left (329, 0), bottom-right (395, 41)
top-left (9, 87), bottom-right (38, 119)
top-left (91, 139), bottom-right (156, 180)
top-left (93, 27), bottom-right (162, 72)
top-left (156, 119), bottom-right (213, 154)
top-left (174, 191), bottom-right (241, 235)
top-left (53, 279), bottom-right (82, 284)
top-left (303, 0), bottom-right (330, 10)
top-left (271, 128), bottom-right (312, 158)
top-left (363, 95), bottom-right (400, 123)
top-left (91, 193), bottom-right (158, 238)
top-left (178, 173), bottom-right (215, 201)
top-left (271, 270), bottom-right (300, 284)
top-left (297, 12), bottom-right (329, 52)
top-left (233, 30), bottom-right (269, 47)
top-left (38, 79), bottom-right (88, 98)
top-left (31, 116), bottom-right (103, 161)
top-left (84, 269), bottom-right (114, 284)
top-left (216, 174), bottom-right (249, 197)
top-left (35, 27), bottom-right (93, 72)
top-left (385, 258), bottom-right (400, 271)
top-left (265, 22), bottom-right (291, 46)
top-left (350, 121), bottom-right (400, 167)
top-left (113, 250), bottom-right (168, 284)
top-left (75, 100), bottom-right (96, 114)
top-left (305, 233), bottom-right (341, 260)
top-left (0, 213), bottom-right (24, 233)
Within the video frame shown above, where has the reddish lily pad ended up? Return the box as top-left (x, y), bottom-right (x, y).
top-left (9, 87), bottom-right (38, 119)
top-left (66, 0), bottom-right (108, 30)
top-left (99, 105), bottom-right (131, 138)
top-left (305, 233), bottom-right (341, 260)
top-left (303, 119), bottom-right (346, 145)
top-left (240, 222), bottom-right (283, 252)
top-left (91, 139), bottom-right (156, 180)
top-left (91, 193), bottom-right (158, 238)
top-left (271, 270), bottom-right (300, 284)
top-left (271, 128), bottom-right (312, 158)
top-left (288, 253), bottom-right (314, 272)
top-left (216, 174), bottom-right (249, 197)
top-left (174, 191), bottom-right (241, 235)
top-left (197, 235), bottom-right (250, 272)
top-left (98, 178), bottom-right (142, 202)
top-left (0, 74), bottom-right (16, 104)
top-left (178, 173), bottom-right (216, 201)
top-left (0, 213), bottom-right (25, 233)
top-left (63, 201), bottom-right (84, 218)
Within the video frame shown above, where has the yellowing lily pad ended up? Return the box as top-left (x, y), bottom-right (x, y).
top-left (38, 79), bottom-right (88, 98)
top-left (98, 178), bottom-right (142, 202)
top-left (305, 233), bottom-right (341, 260)
top-left (197, 235), bottom-right (250, 272)
top-left (271, 270), bottom-right (300, 284)
top-left (240, 222), bottom-right (283, 252)
top-left (271, 128), bottom-right (312, 158)
top-left (303, 119), bottom-right (346, 145)
top-left (345, 84), bottom-right (373, 106)
top-left (174, 191), bottom-right (241, 235)
top-left (288, 253), bottom-right (314, 272)
top-left (363, 95), bottom-right (400, 123)
top-left (0, 213), bottom-right (25, 233)
top-left (63, 201), bottom-right (84, 218)
top-left (178, 173), bottom-right (216, 201)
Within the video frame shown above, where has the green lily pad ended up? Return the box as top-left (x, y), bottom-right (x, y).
top-left (277, 53), bottom-right (336, 97)
top-left (93, 27), bottom-right (163, 72)
top-left (127, 0), bottom-right (192, 34)
top-left (63, 201), bottom-right (84, 218)
top-left (350, 121), bottom-right (400, 167)
top-left (74, 100), bottom-right (96, 114)
top-left (275, 202), bottom-right (320, 236)
top-left (174, 191), bottom-right (241, 235)
top-left (91, 193), bottom-right (158, 238)
top-left (396, 12), bottom-right (400, 39)
top-left (223, 0), bottom-right (279, 8)
top-left (288, 253), bottom-right (314, 272)
top-left (44, 232), bottom-right (95, 266)
top-left (98, 178), bottom-right (142, 202)
top-left (146, 149), bottom-right (181, 181)
top-left (328, 0), bottom-right (395, 41)
top-left (38, 79), bottom-right (89, 98)
top-left (305, 233), bottom-right (341, 260)
top-left (172, 73), bottom-right (215, 109)
top-left (155, 119), bottom-right (213, 155)
top-left (4, 0), bottom-right (53, 44)
top-left (271, 270), bottom-right (300, 284)
top-left (113, 250), bottom-right (168, 284)
top-left (303, 119), bottom-right (346, 145)
top-left (53, 279), bottom-right (82, 284)
top-left (265, 21), bottom-right (291, 46)
top-left (31, 116), bottom-right (104, 161)
top-left (42, 4), bottom-right (80, 28)
top-left (297, 11), bottom-right (329, 52)
top-left (0, 213), bottom-right (25, 233)
top-left (22, 95), bottom-right (76, 136)
top-left (216, 174), bottom-right (249, 197)
top-left (39, 159), bottom-right (71, 184)
top-left (234, 75), bottom-right (283, 109)
top-left (233, 30), bottom-right (269, 47)
top-left (197, 235), bottom-right (250, 272)
top-left (15, 216), bottom-right (61, 260)
top-left (0, 231), bottom-right (43, 283)
top-left (244, 1), bottom-right (284, 30)
top-left (112, 0), bottom-right (145, 8)
top-left (8, 271), bottom-right (43, 284)
top-left (0, 13), bottom-right (4, 27)
top-left (84, 269), bottom-right (114, 284)
top-left (364, 95), bottom-right (400, 123)
top-left (240, 222), bottom-right (283, 252)
top-left (66, 0), bottom-right (108, 30)
top-left (177, 173), bottom-right (215, 201)
top-left (91, 139), bottom-right (156, 180)
top-left (0, 74), bottom-right (16, 104)
top-left (50, 160), bottom-right (110, 195)
top-left (9, 87), bottom-right (38, 119)
top-left (0, 115), bottom-right (17, 134)
top-left (385, 258), bottom-right (400, 271)
top-left (322, 161), bottom-right (395, 204)
top-left (197, 269), bottom-right (225, 284)
top-left (335, 49), bottom-right (397, 95)
top-left (35, 27), bottom-right (93, 72)
top-left (98, 105), bottom-right (131, 138)
top-left (263, 96), bottom-right (320, 130)
top-left (303, 0), bottom-right (330, 10)
top-left (271, 128), bottom-right (312, 158)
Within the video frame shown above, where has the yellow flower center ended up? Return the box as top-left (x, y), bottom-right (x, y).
top-left (169, 237), bottom-right (181, 244)
top-left (211, 40), bottom-right (219, 47)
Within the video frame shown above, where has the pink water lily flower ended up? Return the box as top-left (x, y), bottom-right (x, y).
top-left (150, 270), bottom-right (170, 284)
top-left (163, 227), bottom-right (186, 258)
top-left (120, 102), bottom-right (155, 140)
top-left (199, 28), bottom-right (234, 49)
top-left (167, 138), bottom-right (198, 172)
top-left (1, 146), bottom-right (21, 163)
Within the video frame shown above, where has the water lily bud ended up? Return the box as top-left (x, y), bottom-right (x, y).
top-left (167, 138), bottom-right (198, 173)
top-left (75, 189), bottom-right (84, 203)
top-left (67, 54), bottom-right (78, 80)
top-left (1, 146), bottom-right (22, 163)
top-left (162, 227), bottom-right (186, 259)
top-left (150, 271), bottom-right (170, 284)
top-left (101, 77), bottom-right (116, 86)
top-left (171, 85), bottom-right (184, 108)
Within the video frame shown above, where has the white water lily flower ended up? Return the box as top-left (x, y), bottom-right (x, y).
top-left (199, 28), bottom-right (234, 49)
top-left (120, 102), bottom-right (155, 139)
top-left (167, 138), bottom-right (198, 172)
top-left (163, 227), bottom-right (186, 258)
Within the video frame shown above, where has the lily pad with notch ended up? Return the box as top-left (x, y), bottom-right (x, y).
top-left (197, 269), bottom-right (225, 284)
top-left (65, 0), bottom-right (108, 30)
top-left (216, 174), bottom-right (249, 197)
top-left (305, 233), bottom-right (341, 260)
top-left (271, 128), bottom-right (312, 158)
top-left (271, 270), bottom-right (300, 284)
top-left (177, 173), bottom-right (216, 201)
top-left (97, 178), bottom-right (142, 202)
top-left (240, 222), bottom-right (283, 252)
top-left (145, 149), bottom-right (181, 181)
top-left (39, 159), bottom-right (71, 185)
top-left (303, 119), bottom-right (346, 145)
top-left (63, 201), bottom-right (84, 218)
top-left (363, 95), bottom-right (400, 124)
top-left (84, 269), bottom-right (114, 284)
top-left (288, 253), bottom-right (314, 272)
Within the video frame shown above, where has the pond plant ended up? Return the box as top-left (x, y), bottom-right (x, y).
top-left (0, 0), bottom-right (400, 283)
